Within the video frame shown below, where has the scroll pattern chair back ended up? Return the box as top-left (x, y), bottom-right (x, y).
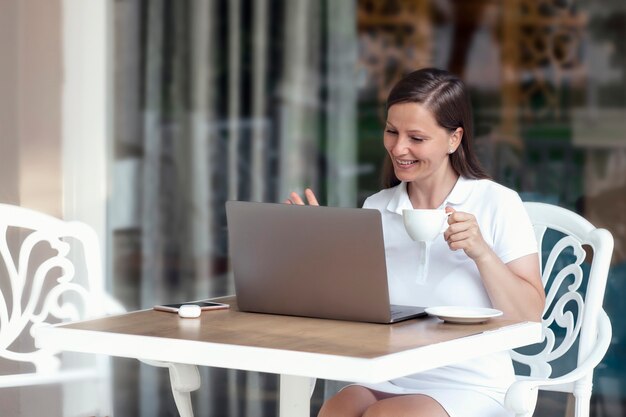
top-left (0, 204), bottom-right (123, 413)
top-left (505, 202), bottom-right (614, 417)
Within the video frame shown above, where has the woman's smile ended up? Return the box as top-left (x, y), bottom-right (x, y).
top-left (395, 158), bottom-right (419, 168)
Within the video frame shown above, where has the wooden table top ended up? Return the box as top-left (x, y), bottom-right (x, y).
top-left (60, 296), bottom-right (531, 360)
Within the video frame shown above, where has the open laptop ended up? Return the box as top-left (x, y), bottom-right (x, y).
top-left (225, 201), bottom-right (426, 324)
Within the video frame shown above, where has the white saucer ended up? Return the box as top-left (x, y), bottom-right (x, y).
top-left (424, 306), bottom-right (503, 324)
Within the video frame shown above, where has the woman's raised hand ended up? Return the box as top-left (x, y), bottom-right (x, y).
top-left (284, 188), bottom-right (320, 206)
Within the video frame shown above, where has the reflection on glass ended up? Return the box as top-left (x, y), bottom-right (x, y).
top-left (111, 0), bottom-right (625, 416)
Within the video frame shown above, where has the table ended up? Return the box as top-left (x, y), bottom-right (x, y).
top-left (34, 296), bottom-right (542, 417)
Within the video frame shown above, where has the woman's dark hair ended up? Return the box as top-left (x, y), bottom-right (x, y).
top-left (381, 68), bottom-right (490, 188)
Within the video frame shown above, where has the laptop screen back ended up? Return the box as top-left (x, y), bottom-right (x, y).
top-left (226, 201), bottom-right (394, 323)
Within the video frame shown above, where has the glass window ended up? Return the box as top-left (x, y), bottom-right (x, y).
top-left (111, 1), bottom-right (626, 416)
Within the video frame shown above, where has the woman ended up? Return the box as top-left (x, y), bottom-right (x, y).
top-left (286, 68), bottom-right (545, 417)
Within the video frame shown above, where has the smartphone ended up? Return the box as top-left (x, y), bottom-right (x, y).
top-left (153, 301), bottom-right (230, 313)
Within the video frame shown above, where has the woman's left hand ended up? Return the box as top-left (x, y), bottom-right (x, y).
top-left (443, 207), bottom-right (491, 262)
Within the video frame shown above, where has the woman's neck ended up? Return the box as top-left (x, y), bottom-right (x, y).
top-left (407, 167), bottom-right (459, 209)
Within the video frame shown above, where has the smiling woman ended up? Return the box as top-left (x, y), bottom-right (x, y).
top-left (304, 68), bottom-right (546, 417)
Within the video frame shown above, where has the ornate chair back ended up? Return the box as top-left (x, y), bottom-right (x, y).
top-left (0, 204), bottom-right (123, 414)
top-left (506, 202), bottom-right (614, 417)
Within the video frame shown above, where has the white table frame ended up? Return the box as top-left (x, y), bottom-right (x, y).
top-left (35, 314), bottom-right (541, 417)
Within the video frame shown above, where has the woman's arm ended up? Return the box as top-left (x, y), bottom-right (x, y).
top-left (444, 208), bottom-right (545, 322)
top-left (474, 252), bottom-right (544, 322)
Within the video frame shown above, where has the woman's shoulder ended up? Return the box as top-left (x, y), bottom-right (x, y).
top-left (470, 178), bottom-right (522, 202)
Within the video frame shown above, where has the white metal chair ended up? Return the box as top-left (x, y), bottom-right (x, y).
top-left (0, 203), bottom-right (124, 416)
top-left (505, 202), bottom-right (614, 417)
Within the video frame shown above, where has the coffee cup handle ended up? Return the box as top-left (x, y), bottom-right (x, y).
top-left (440, 212), bottom-right (452, 233)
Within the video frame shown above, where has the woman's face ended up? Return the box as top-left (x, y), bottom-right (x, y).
top-left (383, 102), bottom-right (461, 184)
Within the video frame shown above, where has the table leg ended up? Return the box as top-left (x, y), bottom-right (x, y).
top-left (140, 360), bottom-right (201, 417)
top-left (168, 363), bottom-right (201, 417)
top-left (279, 375), bottom-right (316, 417)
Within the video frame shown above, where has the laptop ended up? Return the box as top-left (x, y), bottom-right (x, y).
top-left (225, 201), bottom-right (426, 324)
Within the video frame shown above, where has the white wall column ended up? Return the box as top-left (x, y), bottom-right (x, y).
top-left (61, 1), bottom-right (113, 415)
top-left (62, 0), bottom-right (112, 266)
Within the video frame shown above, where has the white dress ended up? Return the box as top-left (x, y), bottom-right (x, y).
top-left (358, 177), bottom-right (538, 417)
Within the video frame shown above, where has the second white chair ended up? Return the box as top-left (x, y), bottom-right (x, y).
top-left (505, 202), bottom-right (614, 417)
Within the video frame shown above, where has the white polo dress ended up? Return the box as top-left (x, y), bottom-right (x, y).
top-left (359, 177), bottom-right (538, 417)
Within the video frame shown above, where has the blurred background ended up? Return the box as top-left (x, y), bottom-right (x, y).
top-left (1, 0), bottom-right (625, 416)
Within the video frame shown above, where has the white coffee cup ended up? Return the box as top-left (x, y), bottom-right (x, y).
top-left (402, 209), bottom-right (451, 242)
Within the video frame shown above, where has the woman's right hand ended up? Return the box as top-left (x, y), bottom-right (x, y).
top-left (284, 188), bottom-right (319, 206)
